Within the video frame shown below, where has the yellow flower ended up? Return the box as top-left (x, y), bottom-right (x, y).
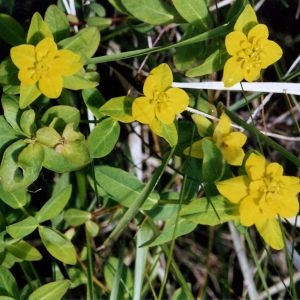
top-left (187, 113), bottom-right (247, 166)
top-left (11, 37), bottom-right (82, 99)
top-left (223, 24), bottom-right (283, 87)
top-left (216, 153), bottom-right (300, 249)
top-left (132, 63), bottom-right (189, 125)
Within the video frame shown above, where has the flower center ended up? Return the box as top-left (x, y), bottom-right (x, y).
top-left (154, 91), bottom-right (169, 104)
top-left (237, 39), bottom-right (263, 71)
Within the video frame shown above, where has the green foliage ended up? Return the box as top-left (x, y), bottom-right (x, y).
top-left (0, 1), bottom-right (297, 299)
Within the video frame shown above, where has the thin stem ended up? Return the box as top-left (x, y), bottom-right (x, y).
top-left (244, 230), bottom-right (271, 300)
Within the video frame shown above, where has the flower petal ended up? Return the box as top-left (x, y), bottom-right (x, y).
top-left (36, 37), bottom-right (57, 60)
top-left (248, 24), bottom-right (269, 41)
top-left (165, 88), bottom-right (189, 114)
top-left (155, 103), bottom-right (175, 124)
top-left (260, 40), bottom-right (283, 68)
top-left (222, 57), bottom-right (244, 87)
top-left (245, 153), bottom-right (266, 180)
top-left (239, 195), bottom-right (261, 226)
top-left (216, 175), bottom-right (249, 203)
top-left (255, 218), bottom-right (284, 250)
top-left (244, 65), bottom-right (261, 82)
top-left (10, 44), bottom-right (35, 68)
top-left (132, 96), bottom-right (155, 124)
top-left (225, 31), bottom-right (248, 55)
top-left (54, 49), bottom-right (83, 75)
top-left (150, 63), bottom-right (173, 91)
top-left (39, 76), bottom-right (63, 98)
top-left (213, 113), bottom-right (231, 138)
top-left (222, 145), bottom-right (245, 166)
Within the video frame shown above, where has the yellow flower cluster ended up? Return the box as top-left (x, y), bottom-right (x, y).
top-left (132, 64), bottom-right (189, 128)
top-left (217, 153), bottom-right (300, 249)
top-left (11, 37), bottom-right (82, 105)
top-left (223, 6), bottom-right (283, 87)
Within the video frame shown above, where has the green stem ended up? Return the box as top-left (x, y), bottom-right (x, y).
top-left (245, 231), bottom-right (271, 300)
top-left (103, 147), bottom-right (175, 248)
top-left (85, 226), bottom-right (95, 300)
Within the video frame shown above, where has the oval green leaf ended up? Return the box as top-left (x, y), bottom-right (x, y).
top-left (39, 226), bottom-right (76, 265)
top-left (28, 280), bottom-right (71, 300)
top-left (87, 117), bottom-right (120, 158)
top-left (64, 208), bottom-right (91, 226)
top-left (35, 185), bottom-right (72, 223)
top-left (6, 240), bottom-right (42, 261)
top-left (6, 216), bottom-right (38, 239)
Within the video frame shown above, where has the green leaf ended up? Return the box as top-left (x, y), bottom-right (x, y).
top-left (90, 3), bottom-right (106, 16)
top-left (108, 0), bottom-right (129, 14)
top-left (86, 16), bottom-right (112, 30)
top-left (19, 109), bottom-right (36, 137)
top-left (35, 185), bottom-right (72, 223)
top-left (85, 220), bottom-right (99, 237)
top-left (6, 216), bottom-right (38, 239)
top-left (0, 140), bottom-right (43, 191)
top-left (151, 121), bottom-right (178, 147)
top-left (172, 0), bottom-right (212, 29)
top-left (0, 58), bottom-right (19, 85)
top-left (180, 195), bottom-right (239, 225)
top-left (94, 166), bottom-right (159, 210)
top-left (58, 27), bottom-right (100, 63)
top-left (1, 94), bottom-right (22, 134)
top-left (63, 73), bottom-right (98, 90)
top-left (234, 4), bottom-right (258, 33)
top-left (173, 25), bottom-right (204, 71)
top-left (81, 88), bottom-right (106, 119)
top-left (42, 145), bottom-right (89, 173)
top-left (41, 105), bottom-right (80, 129)
top-left (26, 12), bottom-right (53, 44)
top-left (122, 0), bottom-right (174, 25)
top-left (0, 266), bottom-right (19, 298)
top-left (186, 48), bottom-right (228, 77)
top-left (145, 217), bottom-right (196, 247)
top-left (18, 143), bottom-right (44, 181)
top-left (28, 280), bottom-right (71, 300)
top-left (6, 240), bottom-right (42, 261)
top-left (19, 83), bottom-right (41, 109)
top-left (0, 13), bottom-right (26, 45)
top-left (0, 185), bottom-right (29, 209)
top-left (36, 127), bottom-right (61, 147)
top-left (39, 226), bottom-right (77, 265)
top-left (44, 5), bottom-right (70, 42)
top-left (87, 117), bottom-right (120, 158)
top-left (202, 138), bottom-right (224, 183)
top-left (0, 116), bottom-right (19, 152)
top-left (104, 257), bottom-right (133, 297)
top-left (64, 208), bottom-right (91, 226)
top-left (99, 96), bottom-right (135, 123)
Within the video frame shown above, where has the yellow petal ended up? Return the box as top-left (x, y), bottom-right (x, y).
top-left (39, 76), bottom-right (63, 98)
top-left (244, 65), bottom-right (261, 82)
top-left (245, 153), bottom-right (266, 180)
top-left (213, 113), bottom-right (231, 138)
top-left (132, 96), bottom-right (155, 124)
top-left (255, 218), bottom-right (284, 250)
top-left (165, 88), bottom-right (189, 114)
top-left (143, 75), bottom-right (159, 98)
top-left (222, 57), bottom-right (244, 87)
top-left (225, 31), bottom-right (248, 55)
top-left (216, 175), bottom-right (249, 203)
top-left (239, 195), bottom-right (261, 226)
top-left (266, 162), bottom-right (283, 178)
top-left (54, 49), bottom-right (83, 75)
top-left (248, 24), bottom-right (269, 41)
top-left (150, 63), bottom-right (173, 91)
top-left (19, 68), bottom-right (38, 84)
top-left (260, 40), bottom-right (283, 68)
top-left (276, 193), bottom-right (299, 217)
top-left (224, 132), bottom-right (247, 148)
top-left (222, 146), bottom-right (245, 166)
top-left (155, 102), bottom-right (175, 124)
top-left (10, 44), bottom-right (35, 68)
top-left (36, 37), bottom-right (57, 61)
